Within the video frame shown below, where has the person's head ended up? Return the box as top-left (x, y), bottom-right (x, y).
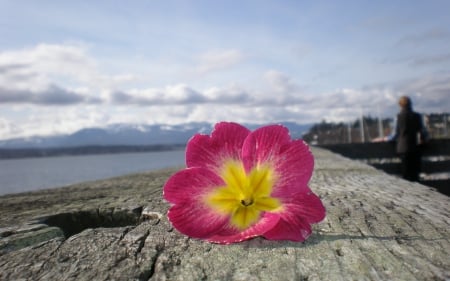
top-left (398, 96), bottom-right (412, 110)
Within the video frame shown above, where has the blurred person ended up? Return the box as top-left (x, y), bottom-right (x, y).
top-left (391, 96), bottom-right (428, 182)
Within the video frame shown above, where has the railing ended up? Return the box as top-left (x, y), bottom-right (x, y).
top-left (319, 139), bottom-right (450, 196)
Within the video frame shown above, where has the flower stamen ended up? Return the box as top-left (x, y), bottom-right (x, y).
top-left (240, 198), bottom-right (254, 206)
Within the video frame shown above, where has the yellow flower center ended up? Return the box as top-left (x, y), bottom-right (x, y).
top-left (204, 160), bottom-right (282, 230)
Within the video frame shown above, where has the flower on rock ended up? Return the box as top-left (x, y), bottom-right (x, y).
top-left (163, 122), bottom-right (326, 244)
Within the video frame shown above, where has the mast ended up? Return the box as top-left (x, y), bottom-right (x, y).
top-left (377, 107), bottom-right (384, 139)
top-left (360, 111), bottom-right (365, 143)
top-left (348, 122), bottom-right (352, 143)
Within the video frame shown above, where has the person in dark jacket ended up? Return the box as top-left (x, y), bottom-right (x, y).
top-left (394, 96), bottom-right (427, 182)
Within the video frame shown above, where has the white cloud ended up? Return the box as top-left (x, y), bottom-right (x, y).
top-left (0, 44), bottom-right (95, 91)
top-left (0, 43), bottom-right (450, 140)
top-left (110, 85), bottom-right (205, 105)
top-left (264, 70), bottom-right (298, 93)
top-left (0, 44), bottom-right (136, 105)
top-left (0, 106), bottom-right (111, 139)
top-left (203, 85), bottom-right (251, 103)
top-left (0, 117), bottom-right (21, 138)
top-left (195, 49), bottom-right (244, 74)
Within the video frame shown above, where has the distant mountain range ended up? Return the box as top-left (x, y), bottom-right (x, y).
top-left (0, 122), bottom-right (312, 149)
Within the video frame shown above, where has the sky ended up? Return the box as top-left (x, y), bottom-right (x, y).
top-left (1, 0), bottom-right (450, 140)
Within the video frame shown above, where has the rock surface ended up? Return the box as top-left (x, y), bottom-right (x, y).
top-left (0, 148), bottom-right (449, 281)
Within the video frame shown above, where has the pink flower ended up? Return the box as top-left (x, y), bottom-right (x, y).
top-left (163, 122), bottom-right (326, 244)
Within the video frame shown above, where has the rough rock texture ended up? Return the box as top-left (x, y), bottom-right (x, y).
top-left (0, 148), bottom-right (449, 281)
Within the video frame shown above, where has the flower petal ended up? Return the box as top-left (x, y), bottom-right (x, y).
top-left (242, 125), bottom-right (291, 171)
top-left (231, 206), bottom-right (260, 230)
top-left (263, 191), bottom-right (326, 241)
top-left (242, 125), bottom-right (314, 195)
top-left (163, 167), bottom-right (224, 205)
top-left (186, 122), bottom-right (250, 171)
top-left (262, 213), bottom-right (312, 242)
top-left (204, 186), bottom-right (240, 215)
top-left (163, 167), bottom-right (232, 238)
top-left (207, 213), bottom-right (280, 244)
top-left (272, 140), bottom-right (314, 196)
top-left (254, 197), bottom-right (281, 211)
top-left (168, 203), bottom-right (229, 239)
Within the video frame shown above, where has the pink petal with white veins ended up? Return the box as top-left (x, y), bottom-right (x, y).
top-left (242, 125), bottom-right (292, 172)
top-left (263, 191), bottom-right (326, 241)
top-left (163, 167), bottom-right (224, 205)
top-left (207, 213), bottom-right (280, 244)
top-left (186, 122), bottom-right (250, 172)
top-left (272, 140), bottom-right (314, 196)
top-left (168, 203), bottom-right (229, 239)
top-left (163, 167), bottom-right (231, 238)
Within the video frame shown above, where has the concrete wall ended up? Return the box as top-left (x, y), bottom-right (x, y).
top-left (0, 148), bottom-right (449, 280)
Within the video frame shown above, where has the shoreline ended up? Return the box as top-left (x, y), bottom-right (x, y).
top-left (0, 144), bottom-right (186, 160)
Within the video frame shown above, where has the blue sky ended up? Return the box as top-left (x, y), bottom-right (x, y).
top-left (1, 0), bottom-right (449, 139)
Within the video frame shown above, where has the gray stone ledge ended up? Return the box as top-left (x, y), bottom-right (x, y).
top-left (0, 148), bottom-right (449, 281)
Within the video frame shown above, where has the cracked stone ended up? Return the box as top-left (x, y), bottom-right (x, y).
top-left (0, 150), bottom-right (449, 281)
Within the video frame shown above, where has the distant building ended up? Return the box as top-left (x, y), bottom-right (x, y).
top-left (303, 113), bottom-right (449, 145)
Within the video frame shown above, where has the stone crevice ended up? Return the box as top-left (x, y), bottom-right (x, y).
top-left (42, 206), bottom-right (144, 239)
top-left (146, 238), bottom-right (166, 281)
top-left (135, 229), bottom-right (150, 258)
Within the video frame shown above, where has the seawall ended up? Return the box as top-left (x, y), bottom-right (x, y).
top-left (0, 148), bottom-right (449, 280)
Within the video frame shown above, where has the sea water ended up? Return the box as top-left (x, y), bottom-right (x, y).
top-left (0, 150), bottom-right (185, 196)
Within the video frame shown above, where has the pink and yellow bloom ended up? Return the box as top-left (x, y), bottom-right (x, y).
top-left (163, 122), bottom-right (326, 244)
